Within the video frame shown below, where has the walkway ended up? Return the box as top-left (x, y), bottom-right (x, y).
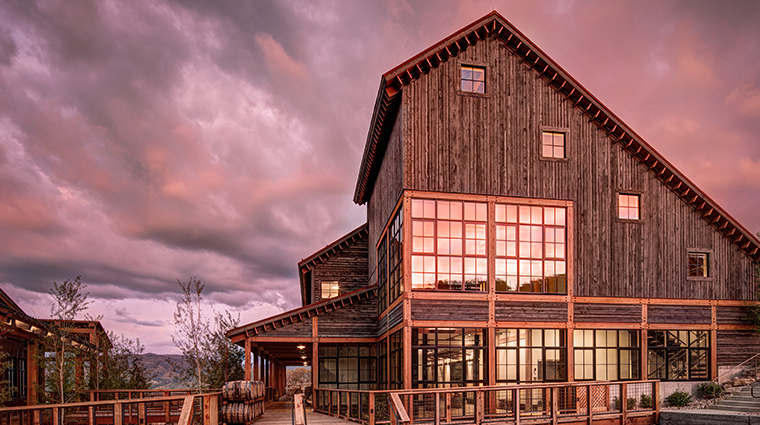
top-left (256, 401), bottom-right (355, 425)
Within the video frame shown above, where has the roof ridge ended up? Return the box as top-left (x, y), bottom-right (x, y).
top-left (352, 10), bottom-right (760, 260)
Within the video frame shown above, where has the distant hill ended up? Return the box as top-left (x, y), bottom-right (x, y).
top-left (141, 353), bottom-right (186, 389)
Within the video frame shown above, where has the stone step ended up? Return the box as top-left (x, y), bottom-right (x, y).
top-left (708, 404), bottom-right (760, 413)
top-left (712, 399), bottom-right (760, 407)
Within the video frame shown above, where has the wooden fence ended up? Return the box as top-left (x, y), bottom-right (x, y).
top-left (0, 392), bottom-right (220, 425)
top-left (315, 380), bottom-right (659, 425)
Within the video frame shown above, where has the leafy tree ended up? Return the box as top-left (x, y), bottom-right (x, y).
top-left (171, 277), bottom-right (244, 390)
top-left (0, 323), bottom-right (16, 405)
top-left (37, 276), bottom-right (96, 403)
top-left (744, 232), bottom-right (760, 331)
top-left (100, 332), bottom-right (155, 390)
top-left (287, 367), bottom-right (311, 389)
top-left (204, 311), bottom-right (245, 389)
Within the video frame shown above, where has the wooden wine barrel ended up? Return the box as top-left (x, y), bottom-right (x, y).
top-left (222, 403), bottom-right (253, 423)
top-left (222, 381), bottom-right (253, 401)
top-left (256, 381), bottom-right (264, 399)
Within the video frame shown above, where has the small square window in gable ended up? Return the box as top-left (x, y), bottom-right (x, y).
top-left (618, 194), bottom-right (640, 220)
top-left (461, 65), bottom-right (485, 94)
top-left (688, 252), bottom-right (709, 277)
top-left (321, 281), bottom-right (339, 299)
top-left (542, 131), bottom-right (565, 159)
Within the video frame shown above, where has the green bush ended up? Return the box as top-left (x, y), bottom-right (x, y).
top-left (697, 381), bottom-right (723, 399)
top-left (613, 397), bottom-right (637, 410)
top-left (666, 389), bottom-right (693, 407)
top-left (639, 393), bottom-right (653, 409)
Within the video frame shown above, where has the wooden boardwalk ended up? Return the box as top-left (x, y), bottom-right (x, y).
top-left (257, 401), bottom-right (354, 425)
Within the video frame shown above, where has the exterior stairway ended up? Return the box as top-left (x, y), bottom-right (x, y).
top-left (708, 385), bottom-right (760, 413)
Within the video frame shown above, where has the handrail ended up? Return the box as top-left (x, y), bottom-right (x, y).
top-left (0, 392), bottom-right (220, 425)
top-left (714, 351), bottom-right (760, 384)
top-left (387, 393), bottom-right (409, 425)
top-left (314, 380), bottom-right (660, 425)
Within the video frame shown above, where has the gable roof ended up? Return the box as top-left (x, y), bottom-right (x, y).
top-left (298, 223), bottom-right (368, 306)
top-left (352, 10), bottom-right (760, 262)
top-left (226, 285), bottom-right (376, 339)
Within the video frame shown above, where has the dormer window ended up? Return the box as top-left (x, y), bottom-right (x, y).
top-left (461, 65), bottom-right (485, 94)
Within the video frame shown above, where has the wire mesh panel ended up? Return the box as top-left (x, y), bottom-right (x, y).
top-left (410, 393), bottom-right (436, 421)
top-left (558, 386), bottom-right (586, 417)
top-left (626, 382), bottom-right (655, 411)
top-left (518, 388), bottom-right (551, 420)
top-left (591, 383), bottom-right (620, 414)
top-left (483, 389), bottom-right (515, 422)
top-left (375, 394), bottom-right (390, 422)
top-left (349, 392), bottom-right (360, 419)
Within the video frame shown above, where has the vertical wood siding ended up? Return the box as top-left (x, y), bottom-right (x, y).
top-left (398, 36), bottom-right (755, 300)
top-left (367, 107), bottom-right (404, 271)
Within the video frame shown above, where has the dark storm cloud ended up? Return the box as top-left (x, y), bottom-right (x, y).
top-left (1, 0), bottom-right (758, 352)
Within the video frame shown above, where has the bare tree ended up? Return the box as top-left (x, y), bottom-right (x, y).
top-left (170, 277), bottom-right (244, 390)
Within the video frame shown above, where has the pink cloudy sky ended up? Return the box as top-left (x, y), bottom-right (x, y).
top-left (1, 0), bottom-right (759, 354)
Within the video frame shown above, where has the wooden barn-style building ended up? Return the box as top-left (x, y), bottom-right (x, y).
top-left (0, 287), bottom-right (110, 406)
top-left (227, 11), bottom-right (760, 405)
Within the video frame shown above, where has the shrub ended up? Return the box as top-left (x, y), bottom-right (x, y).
top-left (697, 381), bottom-right (723, 399)
top-left (666, 389), bottom-right (693, 407)
top-left (639, 393), bottom-right (653, 409)
top-left (613, 397), bottom-right (637, 410)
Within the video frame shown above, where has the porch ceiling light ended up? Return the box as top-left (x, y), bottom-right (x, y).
top-left (297, 344), bottom-right (306, 350)
top-left (301, 355), bottom-right (307, 359)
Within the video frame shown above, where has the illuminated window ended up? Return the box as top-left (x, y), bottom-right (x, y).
top-left (618, 194), bottom-right (640, 220)
top-left (495, 329), bottom-right (566, 383)
top-left (321, 281), bottom-right (339, 299)
top-left (412, 328), bottom-right (487, 388)
top-left (574, 330), bottom-right (640, 381)
top-left (495, 204), bottom-right (566, 293)
top-left (648, 330), bottom-right (708, 381)
top-left (461, 65), bottom-right (485, 94)
top-left (411, 199), bottom-right (487, 291)
top-left (542, 131), bottom-right (565, 159)
top-left (688, 252), bottom-right (708, 277)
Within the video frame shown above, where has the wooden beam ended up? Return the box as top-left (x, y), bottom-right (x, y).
top-left (575, 94), bottom-right (585, 107)
top-left (589, 110), bottom-right (600, 122)
top-left (606, 124), bottom-right (618, 135)
top-left (565, 88), bottom-right (575, 100)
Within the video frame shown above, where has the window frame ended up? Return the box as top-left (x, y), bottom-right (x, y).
top-left (540, 127), bottom-right (569, 161)
top-left (686, 250), bottom-right (712, 280)
top-left (321, 281), bottom-right (340, 299)
top-left (647, 330), bottom-right (709, 381)
top-left (616, 192), bottom-right (643, 222)
top-left (573, 329), bottom-right (640, 382)
top-left (495, 328), bottom-right (567, 384)
top-left (458, 62), bottom-right (488, 97)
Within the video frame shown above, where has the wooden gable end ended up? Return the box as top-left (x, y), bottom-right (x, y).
top-left (299, 224), bottom-right (369, 305)
top-left (398, 34), bottom-right (756, 300)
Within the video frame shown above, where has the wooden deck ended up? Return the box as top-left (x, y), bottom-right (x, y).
top-left (257, 401), bottom-right (355, 425)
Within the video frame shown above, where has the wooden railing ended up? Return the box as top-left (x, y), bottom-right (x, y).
top-left (314, 380), bottom-right (660, 425)
top-left (0, 392), bottom-right (220, 425)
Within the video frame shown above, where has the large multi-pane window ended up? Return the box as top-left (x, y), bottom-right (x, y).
top-left (495, 329), bottom-right (566, 383)
top-left (495, 204), bottom-right (566, 293)
top-left (648, 330), bottom-right (709, 381)
top-left (411, 200), bottom-right (487, 291)
top-left (318, 344), bottom-right (377, 390)
top-left (378, 338), bottom-right (388, 390)
top-left (377, 208), bottom-right (403, 314)
top-left (574, 330), bottom-right (640, 381)
top-left (412, 328), bottom-right (487, 388)
top-left (389, 330), bottom-right (404, 389)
